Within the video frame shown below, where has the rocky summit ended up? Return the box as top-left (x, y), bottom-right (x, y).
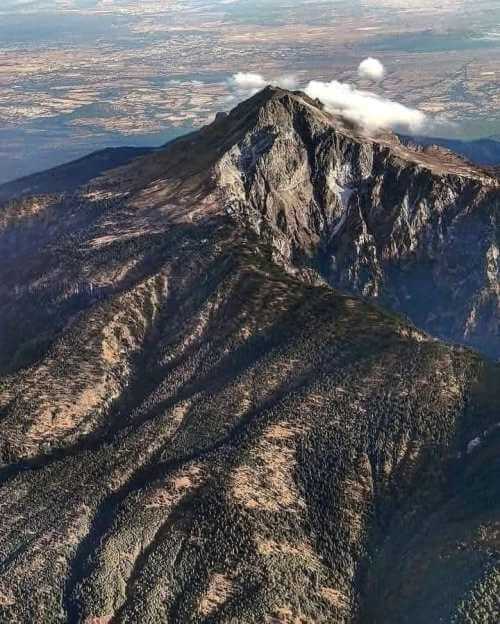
top-left (0, 87), bottom-right (499, 623)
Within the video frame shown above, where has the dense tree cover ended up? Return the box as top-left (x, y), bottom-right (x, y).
top-left (0, 87), bottom-right (498, 623)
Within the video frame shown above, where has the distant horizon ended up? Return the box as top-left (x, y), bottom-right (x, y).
top-left (2, 0), bottom-right (500, 183)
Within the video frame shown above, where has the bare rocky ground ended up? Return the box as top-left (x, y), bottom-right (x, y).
top-left (0, 87), bottom-right (498, 623)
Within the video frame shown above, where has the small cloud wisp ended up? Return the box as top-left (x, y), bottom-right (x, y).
top-left (228, 72), bottom-right (298, 99)
top-left (230, 72), bottom-right (268, 92)
top-left (358, 57), bottom-right (386, 82)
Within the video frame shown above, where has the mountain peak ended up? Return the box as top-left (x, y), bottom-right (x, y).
top-left (211, 88), bottom-right (498, 356)
top-left (1, 87), bottom-right (498, 356)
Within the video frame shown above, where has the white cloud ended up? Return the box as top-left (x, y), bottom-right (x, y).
top-left (274, 75), bottom-right (299, 90)
top-left (230, 72), bottom-right (268, 92)
top-left (358, 57), bottom-right (386, 82)
top-left (228, 72), bottom-right (299, 98)
top-left (304, 80), bottom-right (426, 133)
top-left (227, 67), bottom-right (429, 135)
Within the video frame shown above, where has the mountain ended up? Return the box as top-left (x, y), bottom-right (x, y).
top-left (214, 93), bottom-right (499, 358)
top-left (0, 87), bottom-right (499, 624)
top-left (400, 134), bottom-right (500, 168)
top-left (0, 146), bottom-right (157, 204)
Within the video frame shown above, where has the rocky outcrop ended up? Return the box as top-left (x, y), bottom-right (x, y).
top-left (215, 88), bottom-right (499, 357)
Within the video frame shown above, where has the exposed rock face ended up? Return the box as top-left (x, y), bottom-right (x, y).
top-left (0, 87), bottom-right (499, 624)
top-left (216, 88), bottom-right (499, 357)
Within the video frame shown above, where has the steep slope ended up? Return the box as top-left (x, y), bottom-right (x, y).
top-left (0, 87), bottom-right (499, 624)
top-left (5, 87), bottom-right (496, 356)
top-left (213, 89), bottom-right (499, 357)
